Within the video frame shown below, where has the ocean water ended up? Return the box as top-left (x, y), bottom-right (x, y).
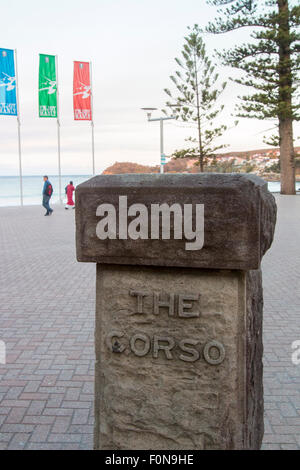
top-left (0, 175), bottom-right (91, 207)
top-left (0, 176), bottom-right (289, 207)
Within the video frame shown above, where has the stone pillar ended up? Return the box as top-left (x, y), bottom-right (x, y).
top-left (75, 174), bottom-right (276, 450)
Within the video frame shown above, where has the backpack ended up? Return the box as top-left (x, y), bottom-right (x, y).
top-left (47, 182), bottom-right (53, 197)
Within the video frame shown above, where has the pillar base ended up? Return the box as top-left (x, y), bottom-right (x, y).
top-left (94, 264), bottom-right (263, 450)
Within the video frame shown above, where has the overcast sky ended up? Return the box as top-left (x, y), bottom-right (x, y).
top-left (0, 0), bottom-right (299, 175)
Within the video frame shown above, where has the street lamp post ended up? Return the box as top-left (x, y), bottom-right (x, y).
top-left (141, 108), bottom-right (175, 174)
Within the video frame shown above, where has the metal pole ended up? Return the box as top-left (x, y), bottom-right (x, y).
top-left (144, 112), bottom-right (175, 173)
top-left (90, 61), bottom-right (95, 175)
top-left (160, 119), bottom-right (164, 174)
top-left (14, 49), bottom-right (23, 206)
top-left (55, 55), bottom-right (62, 203)
top-left (91, 121), bottom-right (95, 175)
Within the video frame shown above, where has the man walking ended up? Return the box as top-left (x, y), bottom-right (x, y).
top-left (42, 175), bottom-right (53, 216)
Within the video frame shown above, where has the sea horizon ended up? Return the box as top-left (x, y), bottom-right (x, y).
top-left (0, 174), bottom-right (292, 207)
top-left (0, 175), bottom-right (92, 207)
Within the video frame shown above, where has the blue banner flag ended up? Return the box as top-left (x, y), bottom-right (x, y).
top-left (0, 48), bottom-right (17, 116)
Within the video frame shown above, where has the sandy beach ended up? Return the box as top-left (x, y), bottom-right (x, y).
top-left (0, 196), bottom-right (300, 449)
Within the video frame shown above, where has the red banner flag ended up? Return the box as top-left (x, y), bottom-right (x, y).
top-left (73, 61), bottom-right (92, 120)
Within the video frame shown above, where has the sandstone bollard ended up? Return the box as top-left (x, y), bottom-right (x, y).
top-left (75, 173), bottom-right (276, 450)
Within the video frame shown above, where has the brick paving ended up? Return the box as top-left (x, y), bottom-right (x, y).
top-left (261, 195), bottom-right (300, 450)
top-left (0, 204), bottom-right (95, 450)
top-left (0, 194), bottom-right (299, 450)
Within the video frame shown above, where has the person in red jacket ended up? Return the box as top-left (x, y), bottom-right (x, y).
top-left (65, 181), bottom-right (75, 210)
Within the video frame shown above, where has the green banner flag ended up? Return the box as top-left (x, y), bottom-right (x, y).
top-left (39, 54), bottom-right (57, 118)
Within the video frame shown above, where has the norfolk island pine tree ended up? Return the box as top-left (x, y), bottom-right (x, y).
top-left (206, 0), bottom-right (300, 194)
top-left (162, 25), bottom-right (233, 172)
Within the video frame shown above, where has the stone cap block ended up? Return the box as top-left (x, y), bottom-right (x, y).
top-left (75, 173), bottom-right (276, 270)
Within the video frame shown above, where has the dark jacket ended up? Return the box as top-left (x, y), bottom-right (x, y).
top-left (43, 180), bottom-right (53, 197)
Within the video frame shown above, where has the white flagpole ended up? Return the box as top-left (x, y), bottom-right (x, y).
top-left (90, 61), bottom-right (95, 175)
top-left (55, 55), bottom-right (62, 203)
top-left (14, 49), bottom-right (23, 207)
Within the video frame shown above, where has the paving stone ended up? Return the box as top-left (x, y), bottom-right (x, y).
top-left (51, 416), bottom-right (71, 434)
top-left (7, 433), bottom-right (31, 450)
top-left (29, 424), bottom-right (51, 443)
top-left (280, 443), bottom-right (299, 450)
top-left (5, 407), bottom-right (27, 424)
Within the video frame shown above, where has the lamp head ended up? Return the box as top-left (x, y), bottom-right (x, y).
top-left (141, 107), bottom-right (157, 120)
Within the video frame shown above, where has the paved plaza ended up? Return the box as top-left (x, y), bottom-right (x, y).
top-left (0, 194), bottom-right (300, 450)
